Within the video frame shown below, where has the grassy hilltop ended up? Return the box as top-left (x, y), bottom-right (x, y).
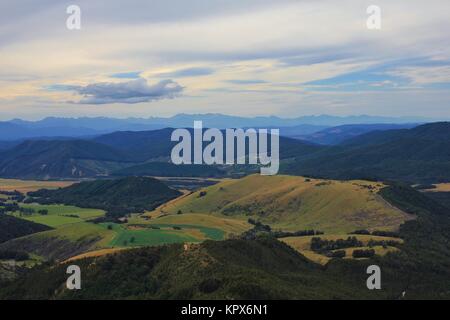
top-left (161, 175), bottom-right (414, 233)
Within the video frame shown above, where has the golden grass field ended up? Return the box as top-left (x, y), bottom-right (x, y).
top-left (281, 234), bottom-right (402, 265)
top-left (159, 174), bottom-right (414, 233)
top-left (428, 183), bottom-right (450, 192)
top-left (0, 178), bottom-right (75, 193)
top-left (63, 248), bottom-right (128, 263)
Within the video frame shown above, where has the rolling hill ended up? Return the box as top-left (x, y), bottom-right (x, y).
top-left (0, 126), bottom-right (322, 179)
top-left (158, 175), bottom-right (414, 233)
top-left (0, 122), bottom-right (447, 183)
top-left (92, 128), bottom-right (176, 162)
top-left (0, 214), bottom-right (52, 244)
top-left (1, 177), bottom-right (449, 299)
top-left (283, 122), bottom-right (450, 183)
top-left (93, 127), bottom-right (322, 161)
top-left (28, 176), bottom-right (182, 217)
top-left (3, 191), bottom-right (450, 300)
top-left (0, 140), bottom-right (135, 179)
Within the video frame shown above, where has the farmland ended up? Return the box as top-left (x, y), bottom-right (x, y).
top-left (0, 174), bottom-right (416, 264)
top-left (99, 223), bottom-right (204, 247)
top-left (281, 234), bottom-right (402, 265)
top-left (12, 204), bottom-right (105, 227)
top-left (0, 178), bottom-right (75, 193)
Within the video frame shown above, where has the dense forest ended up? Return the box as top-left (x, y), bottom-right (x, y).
top-left (28, 177), bottom-right (181, 218)
top-left (0, 214), bottom-right (51, 244)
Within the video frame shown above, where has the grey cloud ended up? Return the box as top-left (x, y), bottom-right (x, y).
top-left (72, 78), bottom-right (183, 104)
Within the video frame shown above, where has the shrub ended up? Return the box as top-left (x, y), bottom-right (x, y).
top-left (198, 278), bottom-right (221, 293)
top-left (352, 249), bottom-right (375, 258)
top-left (327, 250), bottom-right (346, 258)
top-left (350, 229), bottom-right (370, 235)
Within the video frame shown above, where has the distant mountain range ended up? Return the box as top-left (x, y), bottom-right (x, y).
top-left (295, 123), bottom-right (419, 145)
top-left (0, 118), bottom-right (449, 183)
top-left (0, 113), bottom-right (432, 141)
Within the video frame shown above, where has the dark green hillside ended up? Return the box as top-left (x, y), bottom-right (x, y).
top-left (0, 128), bottom-right (323, 179)
top-left (0, 238), bottom-right (388, 300)
top-left (299, 123), bottom-right (417, 145)
top-left (0, 140), bottom-right (134, 179)
top-left (423, 192), bottom-right (450, 209)
top-left (345, 122), bottom-right (450, 146)
top-left (376, 184), bottom-right (450, 298)
top-left (0, 214), bottom-right (51, 243)
top-left (283, 122), bottom-right (450, 183)
top-left (379, 183), bottom-right (449, 217)
top-left (94, 128), bottom-right (322, 161)
top-left (92, 128), bottom-right (175, 162)
top-left (28, 177), bottom-right (181, 217)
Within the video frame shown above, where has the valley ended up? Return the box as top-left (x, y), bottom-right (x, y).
top-left (0, 174), bottom-right (416, 265)
top-left (0, 121), bottom-right (449, 299)
top-left (1, 0), bottom-right (450, 302)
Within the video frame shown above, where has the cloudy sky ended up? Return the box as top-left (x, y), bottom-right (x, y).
top-left (1, 0), bottom-right (450, 120)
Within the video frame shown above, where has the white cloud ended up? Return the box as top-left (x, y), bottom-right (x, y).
top-left (387, 65), bottom-right (450, 85)
top-left (0, 0), bottom-right (450, 118)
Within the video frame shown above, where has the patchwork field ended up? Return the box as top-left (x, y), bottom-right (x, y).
top-left (3, 204), bottom-right (242, 261)
top-left (0, 178), bottom-right (75, 193)
top-left (281, 234), bottom-right (402, 265)
top-left (1, 175), bottom-right (415, 265)
top-left (99, 223), bottom-right (200, 247)
top-left (0, 221), bottom-right (117, 261)
top-left (160, 175), bottom-right (414, 233)
top-left (138, 212), bottom-right (251, 236)
top-left (12, 204), bottom-right (105, 227)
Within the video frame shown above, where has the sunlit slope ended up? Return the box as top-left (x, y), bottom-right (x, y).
top-left (163, 175), bottom-right (414, 233)
top-left (281, 234), bottom-right (402, 265)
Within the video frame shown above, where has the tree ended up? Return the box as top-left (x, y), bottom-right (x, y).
top-left (327, 250), bottom-right (345, 258)
top-left (352, 249), bottom-right (375, 258)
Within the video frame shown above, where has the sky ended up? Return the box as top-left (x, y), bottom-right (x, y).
top-left (0, 0), bottom-right (450, 120)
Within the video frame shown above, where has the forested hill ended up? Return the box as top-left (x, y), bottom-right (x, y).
top-left (283, 122), bottom-right (450, 183)
top-left (0, 215), bottom-right (51, 244)
top-left (28, 177), bottom-right (181, 218)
